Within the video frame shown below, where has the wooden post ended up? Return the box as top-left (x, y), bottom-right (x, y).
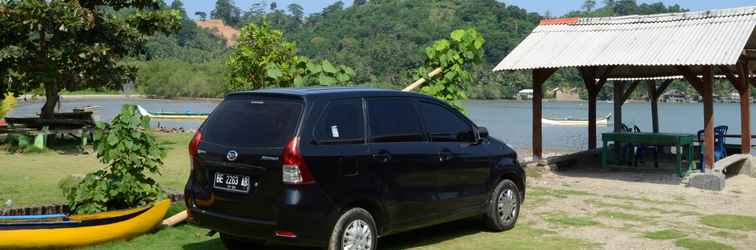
top-left (532, 68), bottom-right (558, 160)
top-left (613, 81), bottom-right (623, 132)
top-left (741, 61), bottom-right (752, 154)
top-left (702, 66), bottom-right (715, 170)
top-left (580, 67), bottom-right (608, 150)
top-left (648, 80), bottom-right (660, 133)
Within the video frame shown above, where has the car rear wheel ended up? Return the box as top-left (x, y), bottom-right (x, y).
top-left (328, 208), bottom-right (377, 250)
top-left (484, 179), bottom-right (521, 231)
top-left (220, 233), bottom-right (264, 250)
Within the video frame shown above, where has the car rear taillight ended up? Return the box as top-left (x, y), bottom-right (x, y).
top-left (189, 130), bottom-right (203, 157)
top-left (281, 137), bottom-right (315, 185)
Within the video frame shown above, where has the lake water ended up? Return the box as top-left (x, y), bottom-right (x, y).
top-left (10, 97), bottom-right (755, 152)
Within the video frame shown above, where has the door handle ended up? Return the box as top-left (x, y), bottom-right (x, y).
top-left (371, 151), bottom-right (392, 163)
top-left (439, 149), bottom-right (454, 162)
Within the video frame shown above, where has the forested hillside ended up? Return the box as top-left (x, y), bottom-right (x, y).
top-left (137, 0), bottom-right (724, 100)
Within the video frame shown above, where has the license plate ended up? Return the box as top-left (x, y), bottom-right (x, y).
top-left (213, 172), bottom-right (252, 193)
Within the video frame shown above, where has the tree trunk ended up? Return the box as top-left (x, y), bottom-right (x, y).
top-left (41, 82), bottom-right (59, 119)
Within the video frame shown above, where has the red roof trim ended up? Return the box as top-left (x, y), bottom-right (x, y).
top-left (539, 17), bottom-right (580, 25)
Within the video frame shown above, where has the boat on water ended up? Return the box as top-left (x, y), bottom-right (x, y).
top-left (0, 199), bottom-right (170, 249)
top-left (542, 113), bottom-right (612, 126)
top-left (136, 105), bottom-right (209, 120)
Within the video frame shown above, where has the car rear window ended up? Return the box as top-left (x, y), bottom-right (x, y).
top-left (203, 96), bottom-right (303, 148)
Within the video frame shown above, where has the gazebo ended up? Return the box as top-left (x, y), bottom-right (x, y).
top-left (493, 6), bottom-right (756, 172)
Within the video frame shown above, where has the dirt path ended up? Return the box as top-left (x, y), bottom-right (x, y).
top-left (520, 164), bottom-right (756, 250)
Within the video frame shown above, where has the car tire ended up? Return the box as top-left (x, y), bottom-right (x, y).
top-left (328, 208), bottom-right (378, 250)
top-left (220, 233), bottom-right (264, 250)
top-left (484, 179), bottom-right (521, 231)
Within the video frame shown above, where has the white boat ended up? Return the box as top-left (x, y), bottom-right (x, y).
top-left (542, 113), bottom-right (612, 126)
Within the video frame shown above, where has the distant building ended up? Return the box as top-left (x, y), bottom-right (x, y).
top-left (659, 89), bottom-right (688, 103)
top-left (728, 92), bottom-right (753, 103)
top-left (551, 87), bottom-right (580, 101)
top-left (517, 89), bottom-right (534, 100)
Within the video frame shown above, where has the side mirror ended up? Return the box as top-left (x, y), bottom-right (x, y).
top-left (476, 127), bottom-right (489, 143)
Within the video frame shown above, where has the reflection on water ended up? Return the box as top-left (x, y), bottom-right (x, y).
top-left (10, 98), bottom-right (755, 151)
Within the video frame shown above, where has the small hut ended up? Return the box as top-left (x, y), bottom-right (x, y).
top-left (493, 7), bottom-right (756, 175)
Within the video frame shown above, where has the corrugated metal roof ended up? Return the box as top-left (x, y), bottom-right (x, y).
top-left (493, 6), bottom-right (756, 79)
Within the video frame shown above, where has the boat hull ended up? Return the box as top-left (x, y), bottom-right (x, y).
top-left (0, 199), bottom-right (170, 249)
top-left (542, 118), bottom-right (610, 126)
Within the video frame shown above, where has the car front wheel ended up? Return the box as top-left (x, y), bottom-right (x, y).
top-left (484, 179), bottom-right (521, 231)
top-left (328, 208), bottom-right (377, 250)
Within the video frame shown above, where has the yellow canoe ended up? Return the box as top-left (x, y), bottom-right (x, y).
top-left (0, 199), bottom-right (170, 249)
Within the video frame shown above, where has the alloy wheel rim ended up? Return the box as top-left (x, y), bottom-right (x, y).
top-left (497, 188), bottom-right (518, 224)
top-left (342, 219), bottom-right (373, 250)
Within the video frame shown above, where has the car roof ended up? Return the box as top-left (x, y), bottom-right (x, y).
top-left (226, 87), bottom-right (432, 100)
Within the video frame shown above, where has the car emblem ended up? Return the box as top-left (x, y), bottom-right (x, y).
top-left (226, 150), bottom-right (238, 162)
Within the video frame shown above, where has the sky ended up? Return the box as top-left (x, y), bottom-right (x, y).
top-left (178, 0), bottom-right (756, 19)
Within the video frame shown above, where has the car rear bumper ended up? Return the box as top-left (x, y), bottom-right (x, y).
top-left (186, 183), bottom-right (337, 247)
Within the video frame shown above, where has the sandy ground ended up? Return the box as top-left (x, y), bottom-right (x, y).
top-left (520, 157), bottom-right (756, 250)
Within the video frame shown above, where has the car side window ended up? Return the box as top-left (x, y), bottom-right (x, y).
top-left (368, 98), bottom-right (425, 143)
top-left (315, 99), bottom-right (365, 144)
top-left (418, 101), bottom-right (476, 142)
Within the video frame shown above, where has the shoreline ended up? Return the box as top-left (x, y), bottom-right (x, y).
top-left (16, 94), bottom-right (223, 103)
top-left (16, 94), bottom-right (707, 105)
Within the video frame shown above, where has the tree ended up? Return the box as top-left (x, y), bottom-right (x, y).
top-left (270, 1), bottom-right (277, 11)
top-left (170, 0), bottom-right (185, 14)
top-left (354, 0), bottom-right (368, 6)
top-left (195, 11), bottom-right (208, 20)
top-left (227, 20), bottom-right (354, 91)
top-left (0, 0), bottom-right (180, 118)
top-left (416, 28), bottom-right (485, 112)
top-left (211, 0), bottom-right (242, 26)
top-left (613, 0), bottom-right (638, 15)
top-left (227, 20), bottom-right (298, 90)
top-left (287, 3), bottom-right (304, 21)
top-left (583, 0), bottom-right (596, 12)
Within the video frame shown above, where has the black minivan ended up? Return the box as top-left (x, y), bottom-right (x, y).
top-left (185, 88), bottom-right (525, 250)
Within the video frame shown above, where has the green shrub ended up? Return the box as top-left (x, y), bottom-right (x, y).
top-left (137, 59), bottom-right (227, 98)
top-left (62, 105), bottom-right (167, 214)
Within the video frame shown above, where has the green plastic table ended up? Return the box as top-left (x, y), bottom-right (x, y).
top-left (601, 132), bottom-right (695, 177)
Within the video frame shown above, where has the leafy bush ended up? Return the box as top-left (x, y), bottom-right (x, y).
top-left (62, 105), bottom-right (166, 214)
top-left (417, 28), bottom-right (485, 112)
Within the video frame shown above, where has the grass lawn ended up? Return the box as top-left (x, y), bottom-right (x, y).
top-left (83, 204), bottom-right (593, 250)
top-left (0, 133), bottom-right (193, 206)
top-left (2, 132), bottom-right (595, 250)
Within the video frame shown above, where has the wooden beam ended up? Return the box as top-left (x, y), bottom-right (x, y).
top-left (677, 66), bottom-right (704, 95)
top-left (720, 66), bottom-right (743, 91)
top-left (648, 80), bottom-right (660, 133)
top-left (738, 61), bottom-right (751, 154)
top-left (403, 67), bottom-right (443, 92)
top-left (702, 66), bottom-right (715, 170)
top-left (621, 80), bottom-right (641, 103)
top-left (655, 79), bottom-right (674, 100)
top-left (532, 68), bottom-right (558, 160)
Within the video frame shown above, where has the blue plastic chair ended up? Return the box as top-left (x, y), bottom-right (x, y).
top-left (697, 125), bottom-right (728, 171)
top-left (633, 126), bottom-right (659, 168)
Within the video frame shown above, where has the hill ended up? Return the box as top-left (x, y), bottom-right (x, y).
top-left (195, 19), bottom-right (240, 47)
top-left (140, 0), bottom-right (706, 99)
